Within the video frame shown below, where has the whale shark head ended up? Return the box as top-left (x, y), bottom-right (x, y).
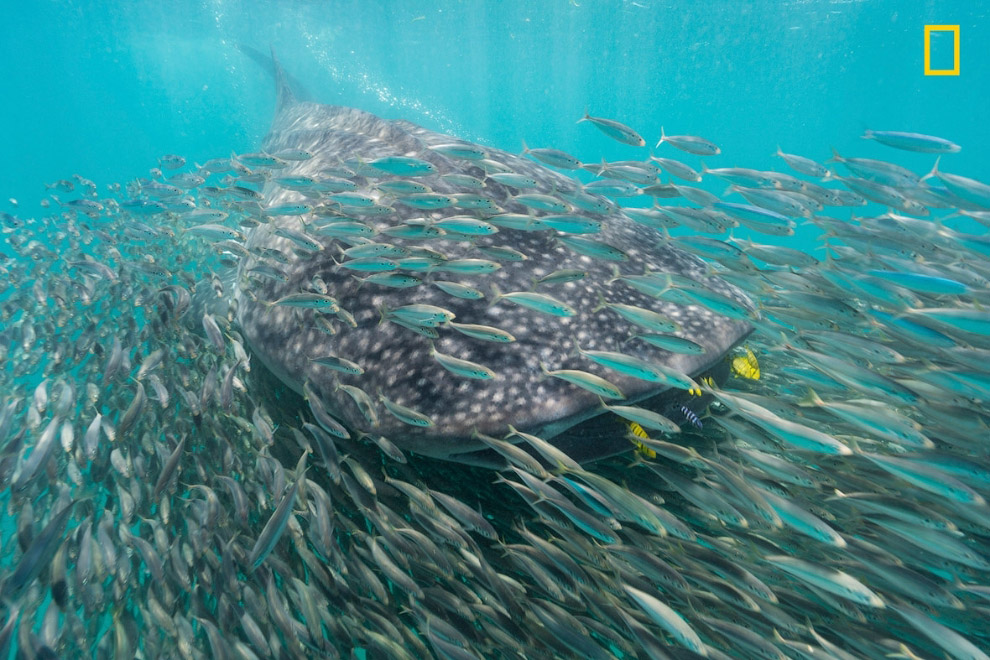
top-left (229, 50), bottom-right (753, 465)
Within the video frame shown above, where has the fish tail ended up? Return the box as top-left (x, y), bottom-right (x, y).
top-left (796, 387), bottom-right (825, 408)
top-left (376, 303), bottom-right (390, 326)
top-left (654, 125), bottom-right (666, 150)
top-left (604, 264), bottom-right (623, 286)
top-left (920, 155), bottom-right (941, 183)
top-left (581, 158), bottom-right (607, 177)
top-left (592, 290), bottom-right (608, 314)
top-left (489, 283), bottom-right (504, 307)
top-left (569, 334), bottom-right (583, 359)
top-left (491, 472), bottom-right (514, 489)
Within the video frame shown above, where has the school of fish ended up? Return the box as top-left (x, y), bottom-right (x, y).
top-left (0, 54), bottom-right (989, 660)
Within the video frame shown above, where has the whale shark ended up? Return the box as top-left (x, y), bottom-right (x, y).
top-left (226, 51), bottom-right (753, 465)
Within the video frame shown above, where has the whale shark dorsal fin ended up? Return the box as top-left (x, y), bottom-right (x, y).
top-left (270, 47), bottom-right (297, 114)
top-left (237, 43), bottom-right (309, 111)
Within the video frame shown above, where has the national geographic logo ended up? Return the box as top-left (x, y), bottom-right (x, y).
top-left (925, 25), bottom-right (960, 76)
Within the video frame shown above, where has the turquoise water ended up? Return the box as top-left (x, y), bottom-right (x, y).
top-left (2, 2), bottom-right (990, 659)
top-left (2, 0), bottom-right (987, 227)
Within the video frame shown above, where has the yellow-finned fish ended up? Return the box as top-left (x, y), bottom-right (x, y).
top-left (626, 421), bottom-right (656, 458)
top-left (731, 347), bottom-right (761, 380)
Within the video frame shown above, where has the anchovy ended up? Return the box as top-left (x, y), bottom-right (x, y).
top-left (577, 111), bottom-right (645, 147)
top-left (863, 129), bottom-right (960, 153)
top-left (4, 500), bottom-right (80, 601)
top-left (429, 344), bottom-right (496, 380)
top-left (656, 127), bottom-right (720, 155)
top-left (152, 434), bottom-right (187, 500)
top-left (247, 473), bottom-right (303, 572)
top-left (764, 555), bottom-right (885, 608)
top-left (622, 585), bottom-right (707, 655)
top-left (540, 364), bottom-right (624, 400)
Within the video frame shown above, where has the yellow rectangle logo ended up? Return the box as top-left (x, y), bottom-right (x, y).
top-left (925, 25), bottom-right (960, 75)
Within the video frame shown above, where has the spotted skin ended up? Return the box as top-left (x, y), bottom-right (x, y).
top-left (235, 55), bottom-right (752, 462)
